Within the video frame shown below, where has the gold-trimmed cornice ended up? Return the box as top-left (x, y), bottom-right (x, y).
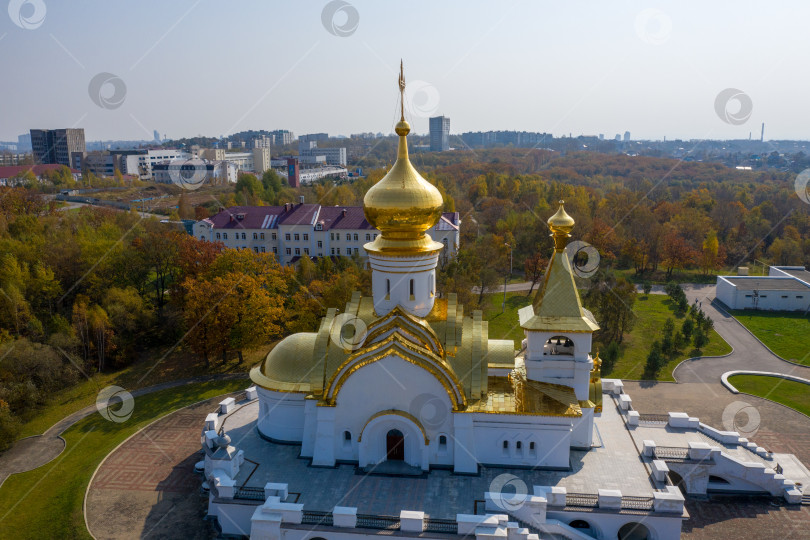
top-left (322, 333), bottom-right (466, 410)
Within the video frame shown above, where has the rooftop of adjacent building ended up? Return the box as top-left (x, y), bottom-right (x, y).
top-left (721, 276), bottom-right (810, 291)
top-left (0, 164), bottom-right (80, 177)
top-left (215, 390), bottom-right (655, 518)
top-left (201, 204), bottom-right (459, 232)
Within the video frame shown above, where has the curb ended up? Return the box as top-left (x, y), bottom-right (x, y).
top-left (721, 371), bottom-right (810, 394)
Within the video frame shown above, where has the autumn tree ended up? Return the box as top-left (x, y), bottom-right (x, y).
top-left (584, 270), bottom-right (637, 344)
top-left (700, 229), bottom-right (721, 275)
top-left (523, 252), bottom-right (547, 296)
top-left (662, 229), bottom-right (697, 280)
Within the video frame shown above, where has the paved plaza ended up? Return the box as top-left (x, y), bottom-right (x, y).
top-left (221, 394), bottom-right (654, 519)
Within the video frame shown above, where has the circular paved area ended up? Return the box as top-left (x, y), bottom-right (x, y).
top-left (0, 373), bottom-right (247, 488)
top-left (85, 396), bottom-right (229, 539)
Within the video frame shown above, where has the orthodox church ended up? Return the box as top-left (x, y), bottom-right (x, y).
top-left (202, 65), bottom-right (808, 540)
top-left (249, 79), bottom-right (601, 475)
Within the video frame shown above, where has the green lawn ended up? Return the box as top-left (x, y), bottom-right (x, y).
top-left (14, 345), bottom-right (266, 441)
top-left (601, 294), bottom-right (731, 381)
top-left (728, 374), bottom-right (810, 417)
top-left (479, 291), bottom-right (731, 382)
top-left (0, 379), bottom-right (247, 539)
top-left (615, 267), bottom-right (720, 285)
top-left (730, 310), bottom-right (810, 364)
top-left (480, 291), bottom-right (533, 348)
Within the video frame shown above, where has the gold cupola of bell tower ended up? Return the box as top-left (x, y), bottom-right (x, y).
top-left (363, 61), bottom-right (444, 255)
top-left (548, 200), bottom-right (575, 252)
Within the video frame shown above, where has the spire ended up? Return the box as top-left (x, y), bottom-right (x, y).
top-left (399, 59), bottom-right (405, 122)
top-left (362, 61), bottom-right (444, 255)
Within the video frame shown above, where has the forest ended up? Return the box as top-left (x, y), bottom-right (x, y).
top-left (0, 148), bottom-right (808, 449)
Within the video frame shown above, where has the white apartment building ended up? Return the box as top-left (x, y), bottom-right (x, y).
top-left (192, 202), bottom-right (460, 266)
top-left (203, 148), bottom-right (271, 175)
top-left (120, 149), bottom-right (190, 179)
top-left (153, 159), bottom-right (237, 185)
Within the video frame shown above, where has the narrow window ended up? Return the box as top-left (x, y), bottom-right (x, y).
top-left (344, 431), bottom-right (351, 441)
top-left (386, 279), bottom-right (390, 297)
top-left (439, 435), bottom-right (447, 446)
top-left (303, 233), bottom-right (309, 241)
top-left (529, 442), bottom-right (535, 450)
top-left (260, 233), bottom-right (265, 240)
top-left (409, 279), bottom-right (414, 297)
top-left (253, 232), bottom-right (258, 239)
top-left (216, 232), bottom-right (221, 239)
top-left (503, 441), bottom-right (509, 449)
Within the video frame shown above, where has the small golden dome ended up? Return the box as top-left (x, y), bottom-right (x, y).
top-left (363, 65), bottom-right (444, 255)
top-left (548, 200), bottom-right (575, 252)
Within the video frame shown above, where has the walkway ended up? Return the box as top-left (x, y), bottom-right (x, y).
top-left (0, 373), bottom-right (248, 488)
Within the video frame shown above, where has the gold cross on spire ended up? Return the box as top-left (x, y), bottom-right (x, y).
top-left (399, 59), bottom-right (406, 121)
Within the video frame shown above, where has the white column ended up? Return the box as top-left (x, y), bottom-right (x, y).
top-left (311, 406), bottom-right (336, 467)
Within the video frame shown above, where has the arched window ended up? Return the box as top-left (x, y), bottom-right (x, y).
top-left (529, 442), bottom-right (535, 450)
top-left (439, 435), bottom-right (447, 446)
top-left (503, 441), bottom-right (509, 449)
top-left (344, 430), bottom-right (351, 441)
top-left (569, 520), bottom-right (592, 530)
top-left (516, 441), bottom-right (522, 450)
top-left (544, 335), bottom-right (574, 356)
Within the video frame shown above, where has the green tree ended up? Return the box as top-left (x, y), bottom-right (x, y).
top-left (602, 341), bottom-right (620, 374)
top-left (644, 340), bottom-right (665, 378)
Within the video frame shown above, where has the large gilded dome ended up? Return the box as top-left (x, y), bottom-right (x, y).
top-left (363, 66), bottom-right (444, 255)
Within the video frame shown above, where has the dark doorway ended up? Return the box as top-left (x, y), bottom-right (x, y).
top-left (668, 470), bottom-right (686, 495)
top-left (386, 429), bottom-right (405, 461)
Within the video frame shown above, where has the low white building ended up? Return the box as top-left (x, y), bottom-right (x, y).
top-left (153, 159), bottom-right (237, 186)
top-left (716, 266), bottom-right (810, 311)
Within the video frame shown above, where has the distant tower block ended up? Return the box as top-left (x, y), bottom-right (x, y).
top-left (761, 122), bottom-right (765, 142)
top-left (286, 158), bottom-right (300, 188)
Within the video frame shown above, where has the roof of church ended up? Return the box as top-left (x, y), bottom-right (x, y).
top-left (250, 292), bottom-right (582, 417)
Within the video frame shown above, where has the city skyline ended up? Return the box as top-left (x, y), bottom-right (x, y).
top-left (2, 1), bottom-right (810, 142)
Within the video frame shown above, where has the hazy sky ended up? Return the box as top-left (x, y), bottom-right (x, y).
top-left (2, 1), bottom-right (809, 142)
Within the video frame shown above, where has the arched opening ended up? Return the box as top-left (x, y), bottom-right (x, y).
top-left (543, 336), bottom-right (574, 356)
top-left (668, 470), bottom-right (686, 495)
top-left (569, 520), bottom-right (594, 535)
top-left (386, 429), bottom-right (405, 461)
top-left (708, 475), bottom-right (730, 484)
top-left (618, 522), bottom-right (651, 540)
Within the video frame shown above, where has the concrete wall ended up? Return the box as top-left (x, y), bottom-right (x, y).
top-left (716, 276), bottom-right (810, 311)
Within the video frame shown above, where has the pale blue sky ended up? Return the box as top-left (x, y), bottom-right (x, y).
top-left (1, 1), bottom-right (808, 141)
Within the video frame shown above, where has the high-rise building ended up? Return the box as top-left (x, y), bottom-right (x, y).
top-left (16, 133), bottom-right (31, 152)
top-left (153, 130), bottom-right (161, 142)
top-left (623, 131), bottom-right (631, 142)
top-left (30, 128), bottom-right (86, 168)
top-left (429, 116), bottom-right (450, 152)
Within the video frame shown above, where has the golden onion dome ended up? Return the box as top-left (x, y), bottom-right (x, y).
top-left (363, 63), bottom-right (444, 255)
top-left (548, 200), bottom-right (575, 252)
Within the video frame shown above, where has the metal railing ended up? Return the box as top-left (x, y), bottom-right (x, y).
top-left (234, 486), bottom-right (266, 501)
top-left (621, 496), bottom-right (655, 510)
top-left (638, 413), bottom-right (670, 424)
top-left (301, 510), bottom-right (334, 527)
top-left (424, 518), bottom-right (458, 534)
top-left (653, 446), bottom-right (690, 460)
top-left (565, 493), bottom-right (599, 508)
top-left (356, 514), bottom-right (400, 530)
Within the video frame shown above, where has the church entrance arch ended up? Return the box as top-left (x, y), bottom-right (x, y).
top-left (358, 411), bottom-right (429, 470)
top-left (386, 429), bottom-right (405, 461)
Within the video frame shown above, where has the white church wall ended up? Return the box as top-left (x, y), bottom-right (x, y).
top-left (256, 387), bottom-right (306, 442)
top-left (326, 355), bottom-right (455, 467)
top-left (471, 415), bottom-right (571, 468)
top-left (570, 408), bottom-right (594, 448)
top-left (546, 509), bottom-right (681, 540)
